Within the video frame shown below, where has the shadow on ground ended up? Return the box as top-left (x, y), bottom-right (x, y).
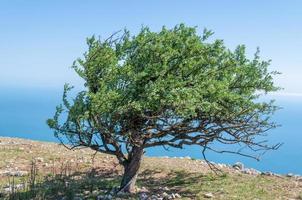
top-left (1, 166), bottom-right (224, 199)
top-left (138, 169), bottom-right (226, 199)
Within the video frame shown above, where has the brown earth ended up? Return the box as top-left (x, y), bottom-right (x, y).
top-left (0, 137), bottom-right (301, 200)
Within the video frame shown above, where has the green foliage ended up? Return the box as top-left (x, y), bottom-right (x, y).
top-left (47, 24), bottom-right (280, 163)
top-left (76, 25), bottom-right (277, 118)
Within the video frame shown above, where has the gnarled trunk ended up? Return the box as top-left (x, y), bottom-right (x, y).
top-left (119, 146), bottom-right (144, 193)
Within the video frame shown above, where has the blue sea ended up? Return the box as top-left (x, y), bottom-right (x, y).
top-left (0, 87), bottom-right (301, 175)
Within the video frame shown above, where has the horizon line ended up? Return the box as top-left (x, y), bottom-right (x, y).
top-left (269, 92), bottom-right (302, 97)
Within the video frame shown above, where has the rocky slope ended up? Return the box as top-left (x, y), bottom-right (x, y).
top-left (0, 137), bottom-right (301, 200)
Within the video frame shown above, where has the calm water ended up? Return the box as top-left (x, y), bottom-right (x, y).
top-left (0, 87), bottom-right (301, 174)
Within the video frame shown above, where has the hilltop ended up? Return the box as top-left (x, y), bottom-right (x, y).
top-left (0, 137), bottom-right (301, 199)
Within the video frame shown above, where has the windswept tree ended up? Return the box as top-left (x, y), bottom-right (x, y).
top-left (47, 24), bottom-right (280, 193)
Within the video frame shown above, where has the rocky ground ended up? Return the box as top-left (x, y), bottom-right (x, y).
top-left (0, 137), bottom-right (301, 199)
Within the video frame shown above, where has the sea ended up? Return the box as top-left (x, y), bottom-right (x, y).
top-left (0, 87), bottom-right (301, 175)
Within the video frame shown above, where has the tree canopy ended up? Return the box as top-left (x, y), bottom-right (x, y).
top-left (47, 24), bottom-right (280, 193)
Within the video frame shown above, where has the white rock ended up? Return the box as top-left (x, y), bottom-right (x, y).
top-left (139, 186), bottom-right (148, 192)
top-left (232, 162), bottom-right (244, 170)
top-left (3, 186), bottom-right (12, 193)
top-left (92, 190), bottom-right (99, 195)
top-left (7, 170), bottom-right (28, 177)
top-left (274, 174), bottom-right (282, 178)
top-left (15, 183), bottom-right (25, 190)
top-left (242, 168), bottom-right (260, 175)
top-left (83, 190), bottom-right (90, 195)
top-left (204, 192), bottom-right (214, 198)
top-left (162, 192), bottom-right (169, 197)
top-left (286, 173), bottom-right (294, 177)
top-left (217, 164), bottom-right (224, 168)
top-left (163, 186), bottom-right (170, 191)
top-left (261, 171), bottom-right (273, 176)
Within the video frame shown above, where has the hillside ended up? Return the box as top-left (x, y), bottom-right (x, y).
top-left (0, 137), bottom-right (301, 200)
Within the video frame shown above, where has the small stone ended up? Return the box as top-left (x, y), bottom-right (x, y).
top-left (139, 192), bottom-right (148, 200)
top-left (83, 190), bottom-right (90, 195)
top-left (163, 186), bottom-right (170, 191)
top-left (8, 170), bottom-right (28, 177)
top-left (42, 163), bottom-right (49, 167)
top-left (64, 181), bottom-right (69, 187)
top-left (217, 164), bottom-right (223, 168)
top-left (36, 157), bottom-right (44, 162)
top-left (162, 192), bottom-right (169, 197)
top-left (15, 183), bottom-right (25, 190)
top-left (3, 186), bottom-right (12, 193)
top-left (241, 168), bottom-right (261, 175)
top-left (96, 195), bottom-right (104, 200)
top-left (92, 190), bottom-right (99, 195)
top-left (286, 173), bottom-right (294, 177)
top-left (174, 193), bottom-right (181, 198)
top-left (139, 186), bottom-right (148, 192)
top-left (204, 192), bottom-right (214, 198)
top-left (152, 195), bottom-right (163, 200)
top-left (232, 162), bottom-right (244, 170)
top-left (274, 174), bottom-right (282, 178)
top-left (261, 171), bottom-right (273, 176)
top-left (0, 170), bottom-right (7, 176)
top-left (99, 194), bottom-right (113, 200)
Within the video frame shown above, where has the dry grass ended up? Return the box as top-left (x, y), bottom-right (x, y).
top-left (0, 137), bottom-right (302, 199)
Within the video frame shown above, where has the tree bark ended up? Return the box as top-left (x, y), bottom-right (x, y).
top-left (119, 146), bottom-right (144, 193)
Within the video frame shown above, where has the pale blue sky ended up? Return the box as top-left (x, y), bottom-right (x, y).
top-left (0, 0), bottom-right (301, 94)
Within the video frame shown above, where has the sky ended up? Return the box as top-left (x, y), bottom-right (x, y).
top-left (0, 0), bottom-right (301, 95)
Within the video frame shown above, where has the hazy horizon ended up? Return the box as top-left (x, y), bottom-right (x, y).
top-left (0, 1), bottom-right (302, 96)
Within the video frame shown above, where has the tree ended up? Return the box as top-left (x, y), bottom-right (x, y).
top-left (47, 24), bottom-right (280, 193)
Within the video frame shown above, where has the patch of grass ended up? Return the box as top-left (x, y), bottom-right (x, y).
top-left (1, 138), bottom-right (302, 199)
top-left (1, 167), bottom-right (121, 200)
top-left (137, 170), bottom-right (299, 200)
top-left (298, 192), bottom-right (302, 200)
top-left (3, 165), bottom-right (300, 199)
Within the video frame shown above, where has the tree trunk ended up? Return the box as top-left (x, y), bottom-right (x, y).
top-left (119, 146), bottom-right (144, 193)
